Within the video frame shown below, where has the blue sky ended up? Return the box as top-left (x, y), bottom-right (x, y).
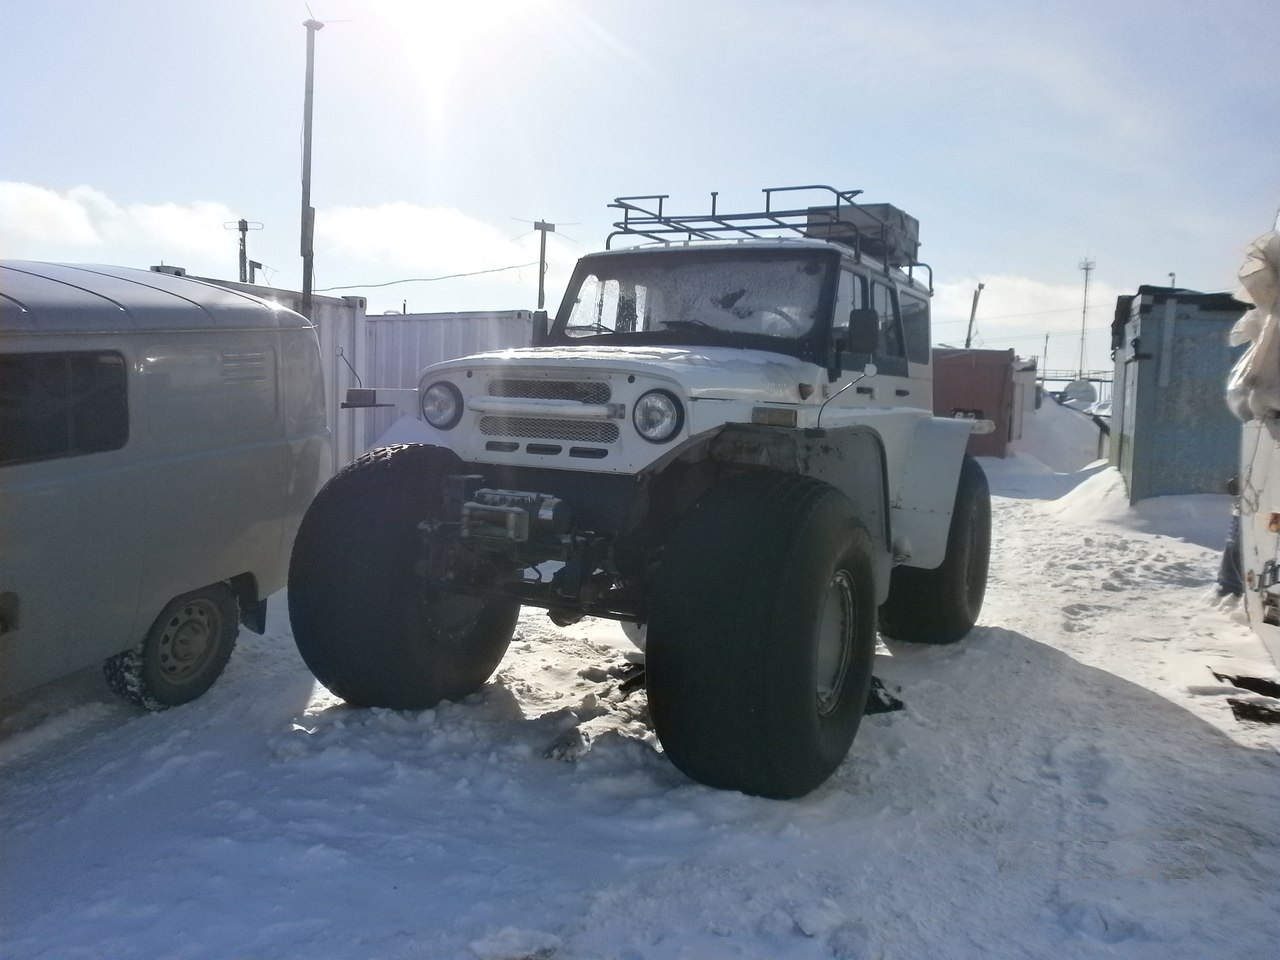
top-left (3, 0), bottom-right (1278, 369)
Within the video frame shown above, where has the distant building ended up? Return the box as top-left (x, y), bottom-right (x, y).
top-left (1109, 286), bottom-right (1249, 502)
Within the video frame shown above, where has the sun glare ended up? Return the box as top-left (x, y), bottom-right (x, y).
top-left (366, 0), bottom-right (563, 122)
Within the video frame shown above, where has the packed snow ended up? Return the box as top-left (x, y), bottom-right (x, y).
top-left (2, 400), bottom-right (1279, 960)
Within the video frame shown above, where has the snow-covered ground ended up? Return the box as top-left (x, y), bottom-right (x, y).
top-left (2, 400), bottom-right (1278, 960)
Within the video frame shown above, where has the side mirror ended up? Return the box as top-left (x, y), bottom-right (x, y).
top-left (846, 308), bottom-right (880, 354)
top-left (530, 309), bottom-right (550, 346)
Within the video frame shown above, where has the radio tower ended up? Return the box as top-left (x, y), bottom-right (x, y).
top-left (1078, 257), bottom-right (1095, 378)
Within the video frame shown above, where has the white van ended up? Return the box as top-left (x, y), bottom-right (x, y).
top-left (0, 261), bottom-right (329, 708)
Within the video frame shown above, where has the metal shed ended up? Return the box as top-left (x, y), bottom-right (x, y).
top-left (1109, 286), bottom-right (1249, 502)
top-left (932, 348), bottom-right (1016, 458)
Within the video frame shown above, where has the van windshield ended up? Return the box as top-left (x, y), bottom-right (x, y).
top-left (550, 249), bottom-right (835, 349)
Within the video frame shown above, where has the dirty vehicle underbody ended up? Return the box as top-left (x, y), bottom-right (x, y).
top-left (289, 187), bottom-right (992, 799)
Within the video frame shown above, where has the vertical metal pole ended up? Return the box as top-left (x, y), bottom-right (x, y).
top-left (533, 220), bottom-right (555, 311)
top-left (964, 282), bottom-right (984, 349)
top-left (301, 19), bottom-right (324, 320)
top-left (1078, 257), bottom-right (1095, 378)
top-left (237, 219), bottom-right (248, 283)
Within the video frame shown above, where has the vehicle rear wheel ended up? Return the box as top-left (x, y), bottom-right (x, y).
top-left (288, 444), bottom-right (519, 709)
top-left (879, 454), bottom-right (991, 644)
top-left (646, 474), bottom-right (877, 799)
top-left (104, 583), bottom-right (239, 710)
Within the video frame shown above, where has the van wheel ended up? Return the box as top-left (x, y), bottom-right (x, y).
top-left (645, 474), bottom-right (877, 799)
top-left (104, 584), bottom-right (240, 710)
top-left (288, 444), bottom-right (519, 710)
top-left (879, 455), bottom-right (991, 644)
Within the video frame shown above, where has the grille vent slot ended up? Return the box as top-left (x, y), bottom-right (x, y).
top-left (488, 379), bottom-right (610, 403)
top-left (480, 417), bottom-right (619, 443)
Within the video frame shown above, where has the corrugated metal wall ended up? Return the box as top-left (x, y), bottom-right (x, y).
top-left (364, 311), bottom-right (533, 443)
top-left (1111, 290), bottom-right (1246, 502)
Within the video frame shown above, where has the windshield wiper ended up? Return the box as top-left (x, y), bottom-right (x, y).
top-left (565, 322), bottom-right (614, 334)
top-left (658, 319), bottom-right (717, 331)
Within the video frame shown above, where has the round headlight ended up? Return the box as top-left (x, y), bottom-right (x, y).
top-left (421, 381), bottom-right (463, 429)
top-left (632, 390), bottom-right (683, 443)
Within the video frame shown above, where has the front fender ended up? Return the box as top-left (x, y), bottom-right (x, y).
top-left (890, 417), bottom-right (975, 569)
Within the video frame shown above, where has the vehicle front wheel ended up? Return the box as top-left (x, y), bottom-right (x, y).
top-left (104, 583), bottom-right (239, 710)
top-left (288, 444), bottom-right (519, 710)
top-left (879, 454), bottom-right (991, 644)
top-left (646, 474), bottom-right (877, 799)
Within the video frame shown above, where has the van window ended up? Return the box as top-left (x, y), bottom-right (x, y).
top-left (0, 352), bottom-right (128, 466)
top-left (899, 290), bottom-right (930, 363)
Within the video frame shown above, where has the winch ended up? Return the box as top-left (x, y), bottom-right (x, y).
top-left (460, 487), bottom-right (571, 543)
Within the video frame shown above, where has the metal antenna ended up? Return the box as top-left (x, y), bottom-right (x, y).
top-left (224, 219), bottom-right (263, 283)
top-left (1078, 257), bottom-right (1095, 378)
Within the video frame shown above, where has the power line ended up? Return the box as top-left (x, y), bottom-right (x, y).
top-left (933, 305), bottom-right (1080, 326)
top-left (314, 261), bottom-right (538, 292)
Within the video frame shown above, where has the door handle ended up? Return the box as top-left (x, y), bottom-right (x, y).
top-left (895, 388), bottom-right (910, 397)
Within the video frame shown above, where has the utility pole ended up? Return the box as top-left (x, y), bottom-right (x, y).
top-left (300, 18), bottom-right (324, 320)
top-left (964, 282), bottom-right (985, 349)
top-left (1041, 332), bottom-right (1049, 390)
top-left (224, 218), bottom-right (263, 283)
top-left (1078, 257), bottom-right (1095, 378)
top-left (533, 220), bottom-right (556, 310)
top-left (1168, 271), bottom-right (1176, 289)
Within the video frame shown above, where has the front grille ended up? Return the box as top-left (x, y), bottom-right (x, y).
top-left (489, 379), bottom-right (611, 403)
top-left (479, 416), bottom-right (620, 443)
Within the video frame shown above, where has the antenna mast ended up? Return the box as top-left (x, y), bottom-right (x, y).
top-left (1078, 257), bottom-right (1095, 378)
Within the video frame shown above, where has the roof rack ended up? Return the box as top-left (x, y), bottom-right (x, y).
top-left (604, 186), bottom-right (927, 286)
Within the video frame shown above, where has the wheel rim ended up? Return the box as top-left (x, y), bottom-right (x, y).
top-left (424, 590), bottom-right (486, 641)
top-left (815, 570), bottom-right (855, 716)
top-left (156, 599), bottom-right (222, 683)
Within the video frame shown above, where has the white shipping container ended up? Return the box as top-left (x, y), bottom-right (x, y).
top-left (364, 311), bottom-right (533, 444)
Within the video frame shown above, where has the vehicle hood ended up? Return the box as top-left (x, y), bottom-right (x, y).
top-left (426, 345), bottom-right (820, 404)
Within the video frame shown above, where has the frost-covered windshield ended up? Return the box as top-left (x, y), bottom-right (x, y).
top-left (555, 250), bottom-right (832, 342)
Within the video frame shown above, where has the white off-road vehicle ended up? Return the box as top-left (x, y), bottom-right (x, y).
top-left (289, 186), bottom-right (992, 798)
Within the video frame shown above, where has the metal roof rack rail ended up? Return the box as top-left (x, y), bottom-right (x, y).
top-left (604, 185), bottom-right (928, 287)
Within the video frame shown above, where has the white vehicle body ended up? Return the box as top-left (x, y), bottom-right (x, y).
top-left (0, 261), bottom-right (329, 702)
top-left (294, 188), bottom-right (993, 798)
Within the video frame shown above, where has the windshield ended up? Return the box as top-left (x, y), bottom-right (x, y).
top-left (553, 250), bottom-right (834, 345)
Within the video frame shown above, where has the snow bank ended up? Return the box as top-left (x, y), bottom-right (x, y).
top-left (1012, 396), bottom-right (1105, 474)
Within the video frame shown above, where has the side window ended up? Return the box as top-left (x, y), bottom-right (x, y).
top-left (0, 351), bottom-right (128, 466)
top-left (871, 281), bottom-right (905, 360)
top-left (899, 291), bottom-right (930, 363)
top-left (833, 269), bottom-right (867, 332)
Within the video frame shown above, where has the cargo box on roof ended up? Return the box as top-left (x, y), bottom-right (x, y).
top-left (804, 202), bottom-right (921, 267)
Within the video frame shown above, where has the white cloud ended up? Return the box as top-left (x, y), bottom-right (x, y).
top-left (0, 181), bottom-right (101, 247)
top-left (316, 202), bottom-right (531, 274)
top-left (0, 182), bottom-right (237, 265)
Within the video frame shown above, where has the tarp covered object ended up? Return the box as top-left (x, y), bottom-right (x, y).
top-left (1226, 217), bottom-right (1280, 420)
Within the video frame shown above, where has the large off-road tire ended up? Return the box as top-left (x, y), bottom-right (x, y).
top-left (879, 454), bottom-right (991, 645)
top-left (646, 474), bottom-right (877, 800)
top-left (104, 583), bottom-right (239, 710)
top-left (288, 444), bottom-right (519, 709)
